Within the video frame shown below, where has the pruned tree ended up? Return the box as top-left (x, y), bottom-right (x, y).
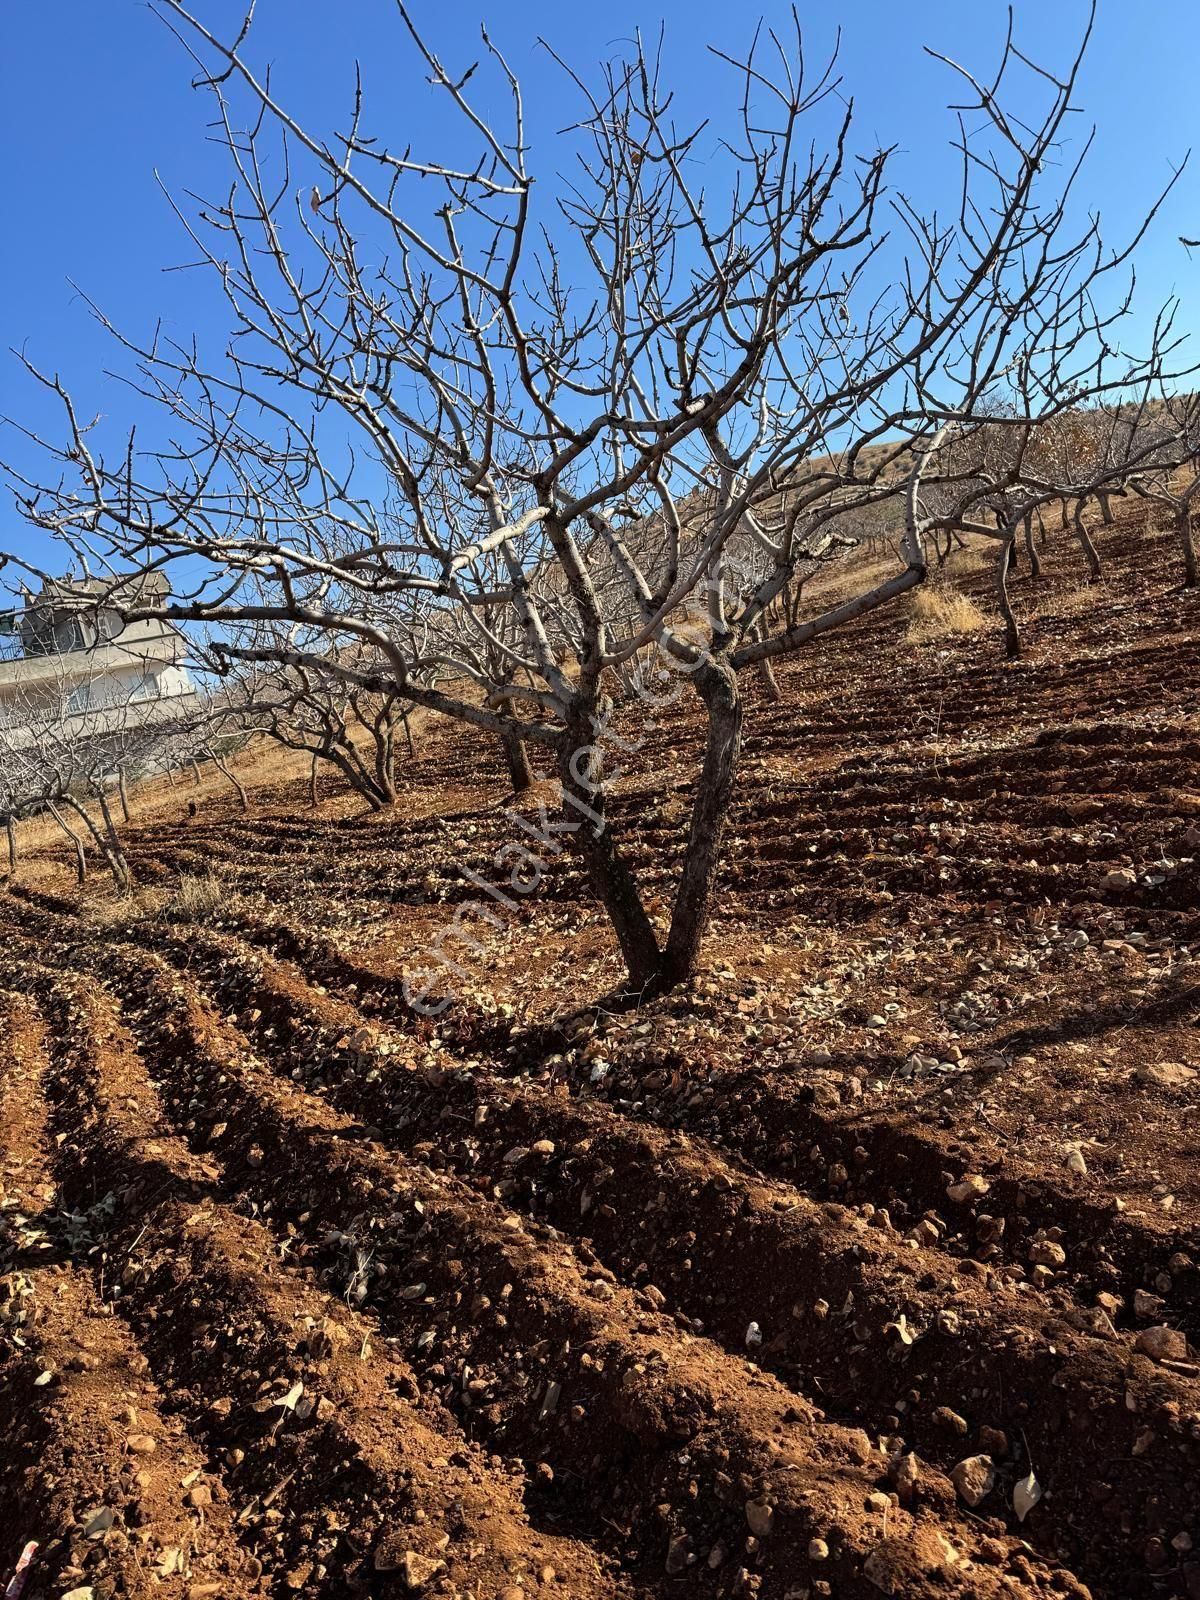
top-left (1125, 392), bottom-right (1200, 588)
top-left (0, 656), bottom-right (174, 890)
top-left (202, 634), bottom-right (413, 812)
top-left (1, 2), bottom-right (1189, 989)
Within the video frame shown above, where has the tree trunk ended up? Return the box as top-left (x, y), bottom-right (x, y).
top-left (5, 813), bottom-right (16, 875)
top-left (95, 790), bottom-right (133, 902)
top-left (1179, 504), bottom-right (1198, 589)
top-left (402, 712), bottom-right (416, 759)
top-left (118, 766), bottom-right (131, 823)
top-left (1060, 497), bottom-right (1071, 531)
top-left (661, 658), bottom-right (744, 986)
top-left (1072, 502), bottom-right (1103, 579)
top-left (190, 757), bottom-right (203, 787)
top-left (557, 704), bottom-right (661, 989)
top-left (996, 533), bottom-right (1021, 659)
top-left (1098, 490), bottom-right (1114, 526)
top-left (207, 747), bottom-right (250, 811)
top-left (748, 621), bottom-right (780, 701)
top-left (309, 754), bottom-right (320, 808)
top-left (500, 724), bottom-right (535, 793)
top-left (46, 801), bottom-right (87, 886)
top-left (1022, 512), bottom-right (1042, 579)
top-left (165, 763), bottom-right (178, 789)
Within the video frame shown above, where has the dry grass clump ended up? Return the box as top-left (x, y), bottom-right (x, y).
top-left (906, 584), bottom-right (986, 642)
top-left (83, 888), bottom-right (163, 926)
top-left (169, 871), bottom-right (228, 922)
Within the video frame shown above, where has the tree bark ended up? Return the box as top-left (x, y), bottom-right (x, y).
top-left (996, 533), bottom-right (1021, 659)
top-left (661, 658), bottom-right (744, 986)
top-left (1098, 489), bottom-right (1114, 526)
top-left (118, 766), bottom-right (131, 823)
top-left (748, 621), bottom-right (780, 701)
top-left (500, 724), bottom-right (535, 793)
top-left (96, 790), bottom-right (133, 891)
top-left (309, 753), bottom-right (320, 808)
top-left (1179, 504), bottom-right (1198, 589)
top-left (46, 801), bottom-right (88, 886)
top-left (402, 712), bottom-right (416, 759)
top-left (1072, 502), bottom-right (1103, 579)
top-left (1022, 511), bottom-right (1042, 579)
top-left (5, 814), bottom-right (16, 876)
top-left (207, 747), bottom-right (250, 811)
top-left (557, 703), bottom-right (661, 989)
top-left (190, 757), bottom-right (203, 787)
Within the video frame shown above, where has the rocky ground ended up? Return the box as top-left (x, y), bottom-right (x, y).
top-left (1, 514), bottom-right (1197, 1600)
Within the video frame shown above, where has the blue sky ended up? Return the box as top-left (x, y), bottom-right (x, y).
top-left (1, 0), bottom-right (1197, 584)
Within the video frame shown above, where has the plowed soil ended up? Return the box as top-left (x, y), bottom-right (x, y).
top-left (2, 520), bottom-right (1198, 1600)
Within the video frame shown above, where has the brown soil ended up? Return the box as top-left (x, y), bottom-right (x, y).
top-left (2, 517), bottom-right (1198, 1600)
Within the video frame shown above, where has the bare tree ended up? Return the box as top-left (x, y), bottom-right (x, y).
top-left (203, 636), bottom-right (412, 812)
top-left (1, 3), bottom-right (1189, 987)
top-left (0, 658), bottom-right (175, 889)
top-left (1126, 392), bottom-right (1200, 587)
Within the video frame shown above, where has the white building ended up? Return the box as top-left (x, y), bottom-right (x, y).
top-left (0, 573), bottom-right (195, 734)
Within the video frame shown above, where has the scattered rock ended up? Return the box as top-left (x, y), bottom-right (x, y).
top-left (665, 1534), bottom-right (691, 1575)
top-left (890, 1451), bottom-right (920, 1502)
top-left (950, 1455), bottom-right (995, 1507)
top-left (1136, 1062), bottom-right (1196, 1089)
top-left (126, 1433), bottom-right (157, 1455)
top-left (398, 1550), bottom-right (446, 1591)
top-left (1135, 1325), bottom-right (1188, 1362)
top-left (932, 1406), bottom-right (968, 1436)
top-left (1028, 1239), bottom-right (1067, 1269)
top-left (1063, 1146), bottom-right (1087, 1176)
top-left (945, 1174), bottom-right (989, 1204)
top-left (744, 1499), bottom-right (774, 1538)
top-left (1101, 868), bottom-right (1137, 891)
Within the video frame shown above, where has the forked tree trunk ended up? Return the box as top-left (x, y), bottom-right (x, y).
top-left (46, 801), bottom-right (88, 886)
top-left (1072, 503), bottom-right (1103, 580)
top-left (207, 747), bottom-right (250, 811)
top-left (996, 532), bottom-right (1021, 659)
top-left (557, 703), bottom-right (660, 988)
top-left (662, 658), bottom-right (744, 986)
top-left (1179, 504), bottom-right (1198, 589)
top-left (1022, 512), bottom-right (1042, 579)
top-left (94, 790), bottom-right (135, 896)
top-left (1098, 490), bottom-right (1115, 526)
top-left (117, 767), bottom-right (131, 823)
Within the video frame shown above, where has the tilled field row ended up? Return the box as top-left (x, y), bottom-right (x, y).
top-left (1, 946), bottom-right (1095, 1600)
top-left (4, 904), bottom-right (1198, 1597)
